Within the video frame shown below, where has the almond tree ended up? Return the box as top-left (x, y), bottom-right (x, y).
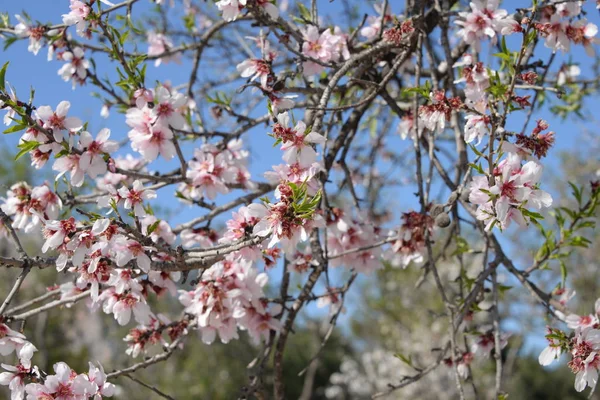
top-left (0, 1), bottom-right (599, 399)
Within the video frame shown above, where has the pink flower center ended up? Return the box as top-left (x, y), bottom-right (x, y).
top-left (55, 383), bottom-right (74, 397)
top-left (157, 103), bottom-right (174, 118)
top-left (48, 113), bottom-right (66, 130)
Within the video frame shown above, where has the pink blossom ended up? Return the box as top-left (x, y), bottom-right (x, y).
top-left (78, 128), bottom-right (119, 178)
top-left (2, 84), bottom-right (17, 126)
top-left (85, 362), bottom-right (115, 399)
top-left (360, 2), bottom-right (393, 39)
top-left (53, 153), bottom-right (85, 187)
top-left (35, 101), bottom-right (83, 144)
top-left (57, 47), bottom-right (90, 88)
top-left (111, 292), bottom-right (152, 326)
top-left (147, 32), bottom-right (180, 67)
top-left (107, 269), bottom-right (143, 295)
top-left (273, 112), bottom-right (325, 166)
top-left (180, 227), bottom-right (218, 249)
top-left (29, 362), bottom-right (96, 399)
top-left (216, 0), bottom-right (247, 21)
top-left (141, 215), bottom-right (176, 245)
top-left (469, 152), bottom-right (552, 231)
top-left (112, 236), bottom-right (153, 272)
top-left (155, 86), bottom-right (187, 130)
top-left (62, 0), bottom-right (91, 36)
top-left (539, 328), bottom-right (563, 366)
top-left (455, 0), bottom-right (517, 51)
top-left (40, 217), bottom-right (77, 253)
top-left (0, 363), bottom-right (30, 400)
top-left (117, 180), bottom-right (157, 218)
top-left (13, 15), bottom-right (45, 56)
top-left (186, 149), bottom-right (230, 200)
top-left (566, 314), bottom-right (599, 331)
top-left (179, 256), bottom-right (279, 344)
top-left (470, 330), bottom-right (509, 357)
top-left (129, 122), bottom-right (176, 162)
top-left (237, 58), bottom-right (272, 89)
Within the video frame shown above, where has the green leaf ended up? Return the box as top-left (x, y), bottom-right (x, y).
top-left (147, 220), bottom-right (161, 235)
top-left (2, 36), bottom-right (18, 51)
top-left (394, 353), bottom-right (413, 367)
top-left (14, 140), bottom-right (40, 160)
top-left (0, 61), bottom-right (8, 92)
top-left (3, 123), bottom-right (27, 134)
top-left (468, 163), bottom-right (484, 174)
top-left (452, 236), bottom-right (470, 256)
top-left (521, 208), bottom-right (544, 220)
top-left (498, 285), bottom-right (513, 294)
top-left (296, 3), bottom-right (312, 21)
top-left (568, 182), bottom-right (582, 205)
top-left (560, 261), bottom-right (567, 286)
top-left (569, 236), bottom-right (591, 248)
top-left (119, 30), bottom-right (130, 46)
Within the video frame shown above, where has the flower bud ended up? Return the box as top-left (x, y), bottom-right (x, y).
top-left (430, 203), bottom-right (445, 217)
top-left (435, 212), bottom-right (451, 228)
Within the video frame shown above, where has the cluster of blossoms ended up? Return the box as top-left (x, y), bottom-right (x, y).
top-left (124, 315), bottom-right (188, 358)
top-left (443, 329), bottom-right (509, 380)
top-left (453, 54), bottom-right (492, 144)
top-left (182, 139), bottom-right (255, 201)
top-left (540, 298), bottom-right (600, 392)
top-left (0, 319), bottom-right (36, 375)
top-left (251, 181), bottom-right (324, 254)
top-left (216, 0), bottom-right (279, 21)
top-left (455, 0), bottom-right (521, 51)
top-left (31, 212), bottom-right (164, 326)
top-left (382, 19), bottom-right (415, 46)
top-left (385, 209), bottom-right (433, 268)
top-left (244, 111), bottom-right (327, 253)
top-left (535, 1), bottom-right (598, 55)
top-left (126, 86), bottom-right (188, 162)
top-left (1, 359), bottom-right (114, 400)
top-left (0, 182), bottom-right (62, 234)
top-left (62, 0), bottom-right (93, 37)
top-left (443, 352), bottom-right (474, 380)
top-left (0, 318), bottom-right (114, 400)
top-left (218, 205), bottom-right (264, 259)
top-left (179, 255), bottom-right (281, 344)
top-left (360, 2), bottom-right (394, 40)
top-left (468, 148), bottom-right (553, 231)
top-left (236, 37), bottom-right (296, 114)
top-left (326, 207), bottom-right (383, 273)
top-left (10, 101), bottom-right (122, 189)
top-left (418, 90), bottom-right (463, 134)
top-left (300, 25), bottom-right (350, 76)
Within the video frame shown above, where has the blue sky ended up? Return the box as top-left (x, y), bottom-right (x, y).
top-left (1, 0), bottom-right (599, 357)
